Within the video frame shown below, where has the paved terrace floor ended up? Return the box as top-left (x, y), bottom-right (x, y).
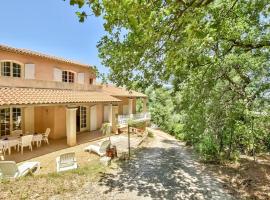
top-left (2, 131), bottom-right (103, 163)
top-left (1, 131), bottom-right (144, 174)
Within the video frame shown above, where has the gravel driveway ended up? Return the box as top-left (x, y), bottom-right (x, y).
top-left (52, 129), bottom-right (234, 200)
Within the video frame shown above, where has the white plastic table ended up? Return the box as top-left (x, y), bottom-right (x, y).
top-left (0, 136), bottom-right (20, 155)
top-left (32, 134), bottom-right (43, 147)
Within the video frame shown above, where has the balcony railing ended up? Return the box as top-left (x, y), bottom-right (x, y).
top-left (0, 76), bottom-right (102, 91)
top-left (118, 112), bottom-right (151, 126)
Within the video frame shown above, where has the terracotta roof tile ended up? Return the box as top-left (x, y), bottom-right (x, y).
top-left (0, 44), bottom-right (92, 69)
top-left (0, 87), bottom-right (121, 106)
top-left (101, 84), bottom-right (147, 98)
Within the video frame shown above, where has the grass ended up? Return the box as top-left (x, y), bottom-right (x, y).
top-left (0, 159), bottom-right (107, 200)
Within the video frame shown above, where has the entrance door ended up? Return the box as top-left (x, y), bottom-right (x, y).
top-left (90, 105), bottom-right (97, 131)
top-left (76, 106), bottom-right (89, 132)
top-left (80, 106), bottom-right (88, 132)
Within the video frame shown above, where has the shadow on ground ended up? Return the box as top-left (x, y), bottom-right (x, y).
top-left (98, 138), bottom-right (233, 200)
top-left (208, 156), bottom-right (270, 200)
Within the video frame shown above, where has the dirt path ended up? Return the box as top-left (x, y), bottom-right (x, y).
top-left (51, 129), bottom-right (234, 200)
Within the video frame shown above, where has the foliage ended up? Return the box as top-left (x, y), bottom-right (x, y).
top-left (67, 0), bottom-right (270, 161)
top-left (100, 123), bottom-right (111, 137)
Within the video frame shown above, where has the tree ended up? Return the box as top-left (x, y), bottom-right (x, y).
top-left (66, 0), bottom-right (270, 161)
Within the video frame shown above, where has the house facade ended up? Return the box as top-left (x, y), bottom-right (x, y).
top-left (0, 44), bottom-right (149, 146)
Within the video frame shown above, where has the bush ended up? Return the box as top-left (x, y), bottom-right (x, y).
top-left (195, 135), bottom-right (219, 162)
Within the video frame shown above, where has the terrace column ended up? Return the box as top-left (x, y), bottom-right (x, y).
top-left (143, 98), bottom-right (147, 113)
top-left (66, 107), bottom-right (78, 146)
top-left (128, 98), bottom-right (134, 117)
top-left (108, 104), bottom-right (118, 133)
top-left (112, 105), bottom-right (119, 133)
top-left (108, 104), bottom-right (113, 125)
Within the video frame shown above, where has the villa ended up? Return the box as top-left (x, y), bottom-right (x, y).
top-left (0, 44), bottom-right (150, 148)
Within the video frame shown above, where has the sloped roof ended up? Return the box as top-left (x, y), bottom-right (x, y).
top-left (0, 44), bottom-right (92, 69)
top-left (0, 87), bottom-right (121, 106)
top-left (101, 84), bottom-right (147, 98)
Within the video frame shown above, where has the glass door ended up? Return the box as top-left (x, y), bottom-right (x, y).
top-left (0, 108), bottom-right (10, 136)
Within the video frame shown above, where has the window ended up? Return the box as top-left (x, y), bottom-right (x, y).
top-left (62, 71), bottom-right (74, 83)
top-left (69, 71), bottom-right (74, 83)
top-left (1, 61), bottom-right (22, 77)
top-left (89, 78), bottom-right (93, 85)
top-left (0, 108), bottom-right (10, 136)
top-left (12, 108), bottom-right (22, 130)
top-left (1, 62), bottom-right (11, 76)
top-left (80, 106), bottom-right (87, 128)
top-left (13, 63), bottom-right (21, 77)
top-left (0, 108), bottom-right (22, 136)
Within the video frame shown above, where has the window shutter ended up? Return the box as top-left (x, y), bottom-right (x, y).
top-left (77, 73), bottom-right (85, 84)
top-left (24, 64), bottom-right (35, 79)
top-left (53, 68), bottom-right (62, 82)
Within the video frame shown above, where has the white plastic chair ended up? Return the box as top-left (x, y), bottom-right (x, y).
top-left (0, 141), bottom-right (7, 156)
top-left (32, 134), bottom-right (43, 147)
top-left (42, 128), bottom-right (50, 144)
top-left (18, 135), bottom-right (33, 154)
top-left (84, 140), bottom-right (111, 156)
top-left (56, 152), bottom-right (77, 172)
top-left (0, 161), bottom-right (40, 179)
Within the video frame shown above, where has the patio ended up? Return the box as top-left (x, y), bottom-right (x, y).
top-left (2, 131), bottom-right (103, 163)
top-left (1, 131), bottom-right (146, 174)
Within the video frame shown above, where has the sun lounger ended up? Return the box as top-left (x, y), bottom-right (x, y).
top-left (56, 152), bottom-right (78, 172)
top-left (84, 140), bottom-right (111, 156)
top-left (0, 161), bottom-right (40, 179)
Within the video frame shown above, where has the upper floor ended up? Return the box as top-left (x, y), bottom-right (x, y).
top-left (0, 44), bottom-right (100, 91)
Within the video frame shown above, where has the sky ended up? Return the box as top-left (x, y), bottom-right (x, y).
top-left (0, 0), bottom-right (109, 75)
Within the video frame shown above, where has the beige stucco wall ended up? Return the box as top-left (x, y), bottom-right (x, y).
top-left (0, 49), bottom-right (96, 85)
top-left (53, 106), bottom-right (66, 139)
top-left (34, 106), bottom-right (66, 139)
top-left (34, 107), bottom-right (55, 138)
top-left (10, 101), bottom-right (130, 140)
top-left (31, 104), bottom-right (106, 140)
top-left (96, 104), bottom-right (103, 129)
top-left (23, 107), bottom-right (35, 133)
top-left (117, 97), bottom-right (137, 115)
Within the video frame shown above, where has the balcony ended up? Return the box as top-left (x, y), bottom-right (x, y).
top-left (118, 112), bottom-right (151, 127)
top-left (0, 76), bottom-right (102, 91)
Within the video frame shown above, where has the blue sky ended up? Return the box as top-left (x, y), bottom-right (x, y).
top-left (0, 0), bottom-right (109, 75)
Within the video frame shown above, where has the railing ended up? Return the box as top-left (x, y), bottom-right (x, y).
top-left (0, 76), bottom-right (102, 91)
top-left (118, 112), bottom-right (151, 126)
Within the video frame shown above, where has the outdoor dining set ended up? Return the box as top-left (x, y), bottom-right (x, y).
top-left (0, 128), bottom-right (50, 155)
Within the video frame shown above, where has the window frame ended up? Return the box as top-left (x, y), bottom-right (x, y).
top-left (0, 107), bottom-right (23, 136)
top-left (0, 60), bottom-right (23, 78)
top-left (80, 106), bottom-right (87, 129)
top-left (12, 63), bottom-right (21, 78)
top-left (62, 70), bottom-right (75, 83)
top-left (0, 108), bottom-right (11, 136)
top-left (12, 108), bottom-right (22, 131)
